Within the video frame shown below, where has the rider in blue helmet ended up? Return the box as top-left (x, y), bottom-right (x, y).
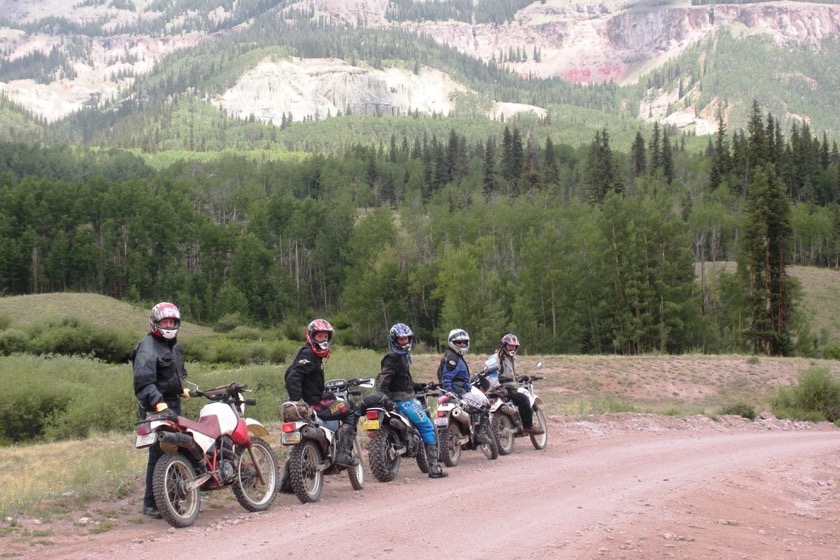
top-left (374, 323), bottom-right (447, 479)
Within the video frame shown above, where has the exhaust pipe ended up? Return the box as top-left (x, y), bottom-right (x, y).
top-left (157, 431), bottom-right (204, 460)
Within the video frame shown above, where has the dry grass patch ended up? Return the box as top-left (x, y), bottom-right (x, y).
top-left (0, 434), bottom-right (144, 518)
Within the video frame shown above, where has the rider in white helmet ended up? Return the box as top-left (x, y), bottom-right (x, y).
top-left (438, 328), bottom-right (491, 445)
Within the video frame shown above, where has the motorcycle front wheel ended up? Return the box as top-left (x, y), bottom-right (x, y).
top-left (491, 413), bottom-right (516, 456)
top-left (289, 440), bottom-right (324, 503)
top-left (233, 437), bottom-right (279, 511)
top-left (438, 424), bottom-right (461, 467)
top-left (530, 406), bottom-right (548, 450)
top-left (368, 427), bottom-right (402, 482)
top-left (479, 426), bottom-right (500, 460)
top-left (153, 452), bottom-right (200, 528)
top-left (348, 436), bottom-right (365, 490)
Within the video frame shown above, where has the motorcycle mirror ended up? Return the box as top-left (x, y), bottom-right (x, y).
top-left (535, 362), bottom-right (543, 370)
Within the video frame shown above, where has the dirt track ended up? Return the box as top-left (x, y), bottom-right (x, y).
top-left (10, 413), bottom-right (840, 560)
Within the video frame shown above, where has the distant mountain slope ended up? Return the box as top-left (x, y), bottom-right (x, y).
top-left (0, 0), bottom-right (838, 143)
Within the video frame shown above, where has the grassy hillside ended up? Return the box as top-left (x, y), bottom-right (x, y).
top-left (0, 293), bottom-right (213, 338)
top-left (697, 263), bottom-right (840, 344)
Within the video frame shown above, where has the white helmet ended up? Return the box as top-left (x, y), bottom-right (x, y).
top-left (447, 328), bottom-right (470, 356)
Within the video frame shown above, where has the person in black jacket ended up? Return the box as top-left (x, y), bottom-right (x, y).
top-left (284, 318), bottom-right (359, 467)
top-left (375, 322), bottom-right (447, 479)
top-left (132, 301), bottom-right (189, 519)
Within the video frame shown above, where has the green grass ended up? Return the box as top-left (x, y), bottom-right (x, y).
top-left (0, 293), bottom-right (213, 338)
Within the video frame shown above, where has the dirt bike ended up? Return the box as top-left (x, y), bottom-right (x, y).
top-left (135, 382), bottom-right (278, 528)
top-left (434, 385), bottom-right (499, 466)
top-left (279, 377), bottom-right (373, 503)
top-left (362, 384), bottom-right (436, 482)
top-left (478, 360), bottom-right (548, 455)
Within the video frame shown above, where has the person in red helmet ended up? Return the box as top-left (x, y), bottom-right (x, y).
top-left (284, 319), bottom-right (359, 467)
top-left (132, 301), bottom-right (190, 518)
top-left (496, 333), bottom-right (544, 435)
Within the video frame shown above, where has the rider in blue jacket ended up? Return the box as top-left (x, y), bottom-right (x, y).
top-left (439, 328), bottom-right (491, 444)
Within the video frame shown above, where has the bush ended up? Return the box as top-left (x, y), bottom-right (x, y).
top-left (0, 328), bottom-right (28, 355)
top-left (213, 312), bottom-right (246, 333)
top-left (720, 402), bottom-right (757, 420)
top-left (26, 317), bottom-right (136, 363)
top-left (771, 367), bottom-right (840, 421)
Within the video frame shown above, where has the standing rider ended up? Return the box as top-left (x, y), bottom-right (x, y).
top-left (439, 328), bottom-right (491, 444)
top-left (496, 333), bottom-right (544, 435)
top-left (375, 323), bottom-right (448, 479)
top-left (132, 301), bottom-right (190, 519)
top-left (284, 319), bottom-right (359, 467)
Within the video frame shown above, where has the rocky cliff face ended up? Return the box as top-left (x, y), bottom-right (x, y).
top-left (0, 0), bottom-right (838, 133)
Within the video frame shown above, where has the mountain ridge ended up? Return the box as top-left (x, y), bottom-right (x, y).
top-left (1, 0), bottom-right (839, 141)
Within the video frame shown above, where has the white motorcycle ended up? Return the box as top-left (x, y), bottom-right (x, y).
top-left (479, 359), bottom-right (548, 455)
top-left (279, 377), bottom-right (373, 503)
top-left (434, 385), bottom-right (499, 466)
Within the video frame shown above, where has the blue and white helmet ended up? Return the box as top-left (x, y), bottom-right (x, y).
top-left (388, 323), bottom-right (414, 355)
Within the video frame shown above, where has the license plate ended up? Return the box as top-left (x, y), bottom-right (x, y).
top-left (433, 417), bottom-right (448, 427)
top-left (281, 432), bottom-right (301, 445)
top-left (363, 419), bottom-right (380, 431)
top-left (135, 433), bottom-right (156, 448)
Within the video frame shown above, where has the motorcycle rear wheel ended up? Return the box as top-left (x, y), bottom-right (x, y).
top-left (233, 437), bottom-right (279, 511)
top-left (438, 424), bottom-right (461, 467)
top-left (289, 440), bottom-right (324, 503)
top-left (153, 452), bottom-right (200, 528)
top-left (529, 407), bottom-right (548, 450)
top-left (348, 437), bottom-right (365, 490)
top-left (491, 413), bottom-right (516, 456)
top-left (368, 428), bottom-right (402, 482)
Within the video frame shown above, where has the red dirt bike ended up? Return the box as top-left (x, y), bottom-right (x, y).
top-left (135, 382), bottom-right (279, 528)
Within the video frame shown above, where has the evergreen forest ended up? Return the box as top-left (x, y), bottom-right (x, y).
top-left (1, 101), bottom-right (838, 357)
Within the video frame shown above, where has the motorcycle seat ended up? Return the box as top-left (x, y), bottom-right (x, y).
top-left (177, 415), bottom-right (223, 440)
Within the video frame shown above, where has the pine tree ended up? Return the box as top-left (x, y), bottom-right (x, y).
top-left (738, 164), bottom-right (793, 356)
top-left (631, 131), bottom-right (646, 178)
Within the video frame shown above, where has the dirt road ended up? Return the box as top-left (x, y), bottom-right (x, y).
top-left (11, 413), bottom-right (840, 560)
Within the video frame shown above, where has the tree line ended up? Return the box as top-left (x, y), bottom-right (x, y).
top-left (0, 102), bottom-right (838, 355)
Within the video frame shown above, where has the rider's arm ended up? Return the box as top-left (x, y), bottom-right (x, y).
top-left (133, 337), bottom-right (163, 411)
top-left (375, 354), bottom-right (398, 395)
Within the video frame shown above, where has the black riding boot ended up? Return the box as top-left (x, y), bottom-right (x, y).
top-left (279, 457), bottom-right (293, 494)
top-left (334, 424), bottom-right (360, 467)
top-left (475, 411), bottom-right (492, 445)
top-left (425, 443), bottom-right (448, 479)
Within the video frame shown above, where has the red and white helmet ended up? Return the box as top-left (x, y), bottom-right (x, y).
top-left (306, 319), bottom-right (334, 358)
top-left (150, 302), bottom-right (181, 340)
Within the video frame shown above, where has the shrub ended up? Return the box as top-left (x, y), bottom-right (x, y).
top-left (720, 402), bottom-right (757, 420)
top-left (26, 317), bottom-right (136, 363)
top-left (213, 312), bottom-right (246, 333)
top-left (226, 325), bottom-right (266, 341)
top-left (821, 343), bottom-right (840, 360)
top-left (0, 328), bottom-right (28, 355)
top-left (771, 367), bottom-right (840, 421)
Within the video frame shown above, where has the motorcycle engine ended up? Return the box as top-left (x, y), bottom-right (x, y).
top-left (221, 460), bottom-right (236, 484)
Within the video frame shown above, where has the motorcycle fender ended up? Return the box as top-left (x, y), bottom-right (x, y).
top-left (533, 396), bottom-right (543, 407)
top-left (231, 419), bottom-right (251, 445)
top-left (245, 417), bottom-right (270, 438)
